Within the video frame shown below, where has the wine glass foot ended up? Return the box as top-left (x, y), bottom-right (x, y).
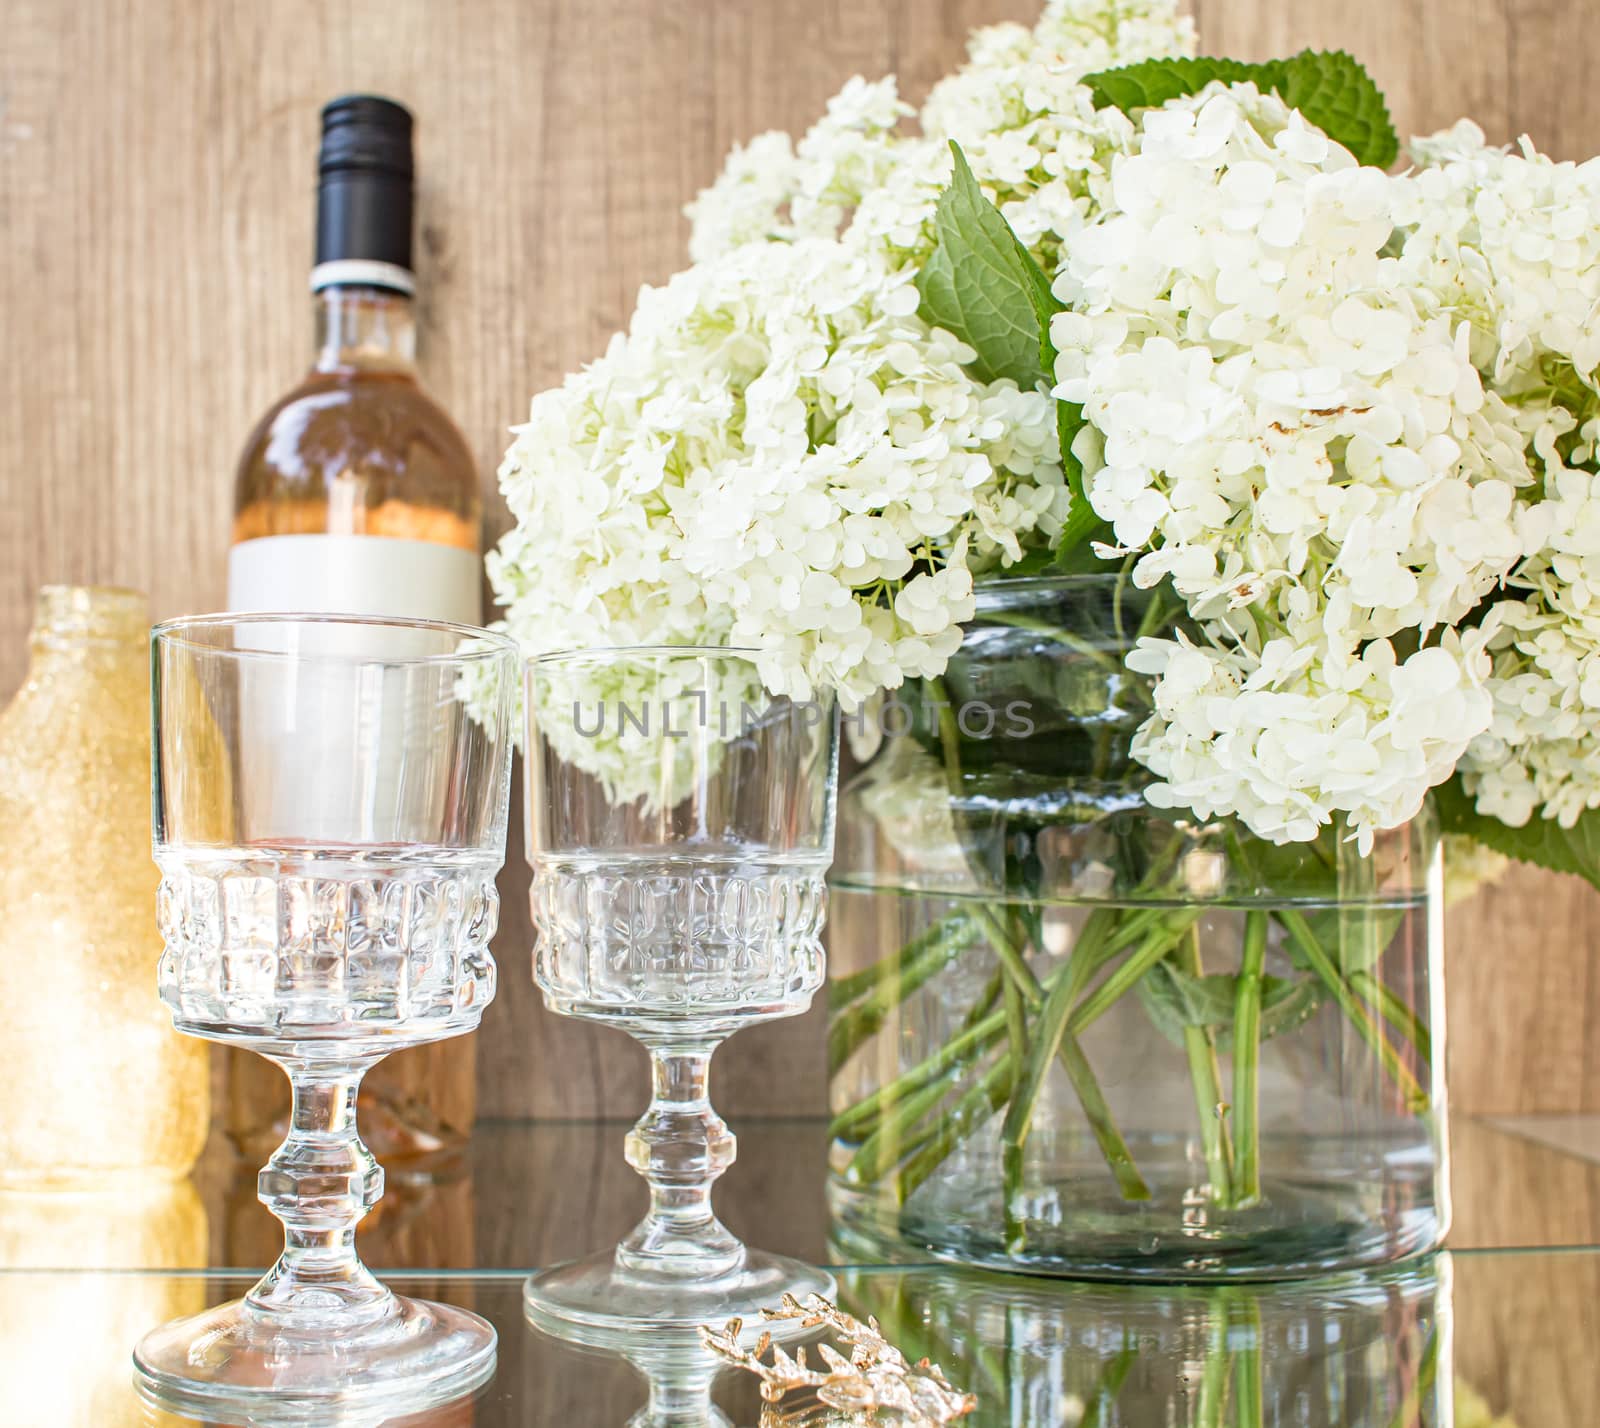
top-left (132, 1291), bottom-right (496, 1423)
top-left (523, 1246), bottom-right (836, 1337)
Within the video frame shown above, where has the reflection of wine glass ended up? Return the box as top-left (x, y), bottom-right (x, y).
top-left (136, 1385), bottom-right (485, 1428)
top-left (522, 648), bottom-right (840, 1331)
top-left (527, 1314), bottom-right (736, 1428)
top-left (136, 1383), bottom-right (487, 1428)
top-left (133, 615), bottom-right (518, 1418)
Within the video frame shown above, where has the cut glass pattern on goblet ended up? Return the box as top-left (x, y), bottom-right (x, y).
top-left (134, 614), bottom-right (517, 1420)
top-left (521, 648), bottom-right (840, 1333)
top-left (138, 854), bottom-right (503, 1418)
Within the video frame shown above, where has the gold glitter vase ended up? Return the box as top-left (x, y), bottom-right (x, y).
top-left (0, 586), bottom-right (209, 1184)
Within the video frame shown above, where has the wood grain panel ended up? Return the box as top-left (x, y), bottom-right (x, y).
top-left (2, 0), bottom-right (1596, 1118)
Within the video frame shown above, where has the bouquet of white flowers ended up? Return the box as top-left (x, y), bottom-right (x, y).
top-left (487, 0), bottom-right (1600, 1266)
top-left (489, 0), bottom-right (1600, 872)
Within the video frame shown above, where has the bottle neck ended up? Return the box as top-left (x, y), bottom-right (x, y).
top-left (312, 284), bottom-right (416, 374)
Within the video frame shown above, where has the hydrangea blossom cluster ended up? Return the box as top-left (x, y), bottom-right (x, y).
top-left (494, 0), bottom-right (1191, 746)
top-left (1390, 123), bottom-right (1600, 830)
top-left (1050, 85), bottom-right (1535, 844)
top-left (687, 0), bottom-right (1189, 272)
top-left (488, 0), bottom-right (1600, 852)
top-left (490, 237), bottom-right (1064, 713)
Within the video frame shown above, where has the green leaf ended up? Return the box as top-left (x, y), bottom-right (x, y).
top-left (913, 141), bottom-right (1111, 561)
top-left (1083, 55), bottom-right (1267, 113)
top-left (1249, 976), bottom-right (1325, 1048)
top-left (1051, 499), bottom-right (1116, 568)
top-left (1136, 961), bottom-right (1323, 1051)
top-left (1058, 399), bottom-right (1087, 502)
top-left (915, 142), bottom-right (1060, 389)
top-left (1083, 49), bottom-right (1399, 170)
top-left (1435, 774), bottom-right (1600, 892)
top-left (1273, 51), bottom-right (1399, 170)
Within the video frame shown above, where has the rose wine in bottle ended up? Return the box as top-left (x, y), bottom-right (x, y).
top-left (229, 95), bottom-right (480, 618)
top-left (225, 95), bottom-right (483, 1172)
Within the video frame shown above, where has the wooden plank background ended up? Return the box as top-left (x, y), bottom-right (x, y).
top-left (2, 0), bottom-right (1595, 1124)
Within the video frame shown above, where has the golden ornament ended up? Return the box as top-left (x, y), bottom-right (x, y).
top-left (700, 1293), bottom-right (977, 1427)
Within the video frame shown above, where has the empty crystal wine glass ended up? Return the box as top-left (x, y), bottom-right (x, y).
top-left (133, 615), bottom-right (519, 1419)
top-left (522, 646), bottom-right (839, 1331)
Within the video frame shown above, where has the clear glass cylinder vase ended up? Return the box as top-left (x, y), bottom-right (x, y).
top-left (827, 575), bottom-right (1446, 1278)
top-left (835, 1257), bottom-right (1449, 1426)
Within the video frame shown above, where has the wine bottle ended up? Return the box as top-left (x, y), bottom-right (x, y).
top-left (225, 95), bottom-right (483, 1171)
top-left (228, 95), bottom-right (480, 620)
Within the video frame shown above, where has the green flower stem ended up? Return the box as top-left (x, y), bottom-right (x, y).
top-left (839, 1014), bottom-right (1009, 1180)
top-left (828, 913), bottom-right (973, 1075)
top-left (828, 1003), bottom-right (1006, 1142)
top-left (1385, 1324), bottom-right (1440, 1428)
top-left (1354, 967), bottom-right (1433, 1069)
top-left (961, 964), bottom-right (1006, 1030)
top-left (1002, 959), bottom-right (1030, 1052)
top-left (1079, 1343), bottom-right (1137, 1428)
top-left (828, 908), bottom-right (967, 1009)
top-left (1001, 917), bottom-right (1151, 1225)
top-left (1230, 911), bottom-right (1270, 1209)
top-left (973, 904), bottom-right (1046, 1003)
top-left (834, 867), bottom-right (1202, 1204)
top-left (1067, 910), bottom-right (1203, 1033)
top-left (845, 1060), bottom-right (984, 1186)
top-left (1000, 961), bottom-right (1031, 1249)
top-left (893, 1052), bottom-right (1019, 1206)
top-left (1174, 926), bottom-right (1235, 1208)
top-left (842, 906), bottom-right (1131, 1193)
top-left (986, 905), bottom-right (1152, 1206)
top-left (1277, 910), bottom-right (1429, 1113)
top-left (1041, 1023), bottom-right (1151, 1209)
top-left (1230, 1294), bottom-right (1264, 1428)
top-left (1195, 1309), bottom-right (1231, 1428)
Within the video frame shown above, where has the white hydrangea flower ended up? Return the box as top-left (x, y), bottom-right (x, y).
top-left (1396, 120), bottom-right (1600, 394)
top-left (686, 77), bottom-right (912, 263)
top-left (527, 653), bottom-right (766, 812)
top-left (1052, 84), bottom-right (1532, 845)
top-left (1459, 468), bottom-right (1600, 827)
top-left (486, 238), bottom-right (1064, 728)
top-left (495, 0), bottom-right (1600, 850)
top-left (1128, 627), bottom-right (1493, 851)
top-left (686, 0), bottom-right (1190, 272)
top-left (1394, 124), bottom-right (1600, 830)
top-left (682, 131), bottom-right (802, 263)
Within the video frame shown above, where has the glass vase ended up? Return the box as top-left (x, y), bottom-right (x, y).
top-left (834, 1257), bottom-right (1449, 1427)
top-left (0, 586), bottom-right (209, 1184)
top-left (827, 575), bottom-right (1446, 1278)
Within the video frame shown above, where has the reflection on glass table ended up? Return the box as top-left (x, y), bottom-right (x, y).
top-left (2, 1115), bottom-right (1596, 1424)
top-left (173, 1114), bottom-right (1600, 1279)
top-left (1, 1249), bottom-right (1594, 1425)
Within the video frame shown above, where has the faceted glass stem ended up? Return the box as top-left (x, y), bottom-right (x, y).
top-left (246, 1054), bottom-right (391, 1323)
top-left (631, 1359), bottom-right (731, 1428)
top-left (618, 1044), bottom-right (744, 1281)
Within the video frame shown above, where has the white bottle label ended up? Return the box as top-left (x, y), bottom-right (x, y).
top-left (227, 533), bottom-right (482, 626)
top-left (226, 533), bottom-right (485, 844)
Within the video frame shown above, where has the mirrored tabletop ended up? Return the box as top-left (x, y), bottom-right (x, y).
top-left (2, 1113), bottom-right (1596, 1425)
